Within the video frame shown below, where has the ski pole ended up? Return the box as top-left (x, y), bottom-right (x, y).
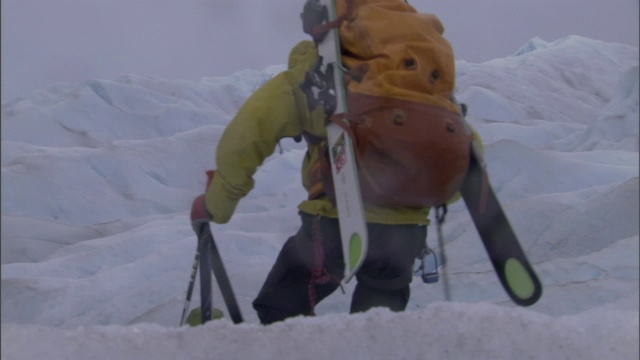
top-left (179, 246), bottom-right (200, 326)
top-left (201, 223), bottom-right (244, 324)
top-left (435, 205), bottom-right (451, 301)
top-left (198, 226), bottom-right (214, 324)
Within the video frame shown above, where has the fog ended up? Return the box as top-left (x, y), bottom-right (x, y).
top-left (2, 0), bottom-right (638, 102)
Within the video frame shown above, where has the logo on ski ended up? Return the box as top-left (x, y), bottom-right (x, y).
top-left (331, 133), bottom-right (347, 174)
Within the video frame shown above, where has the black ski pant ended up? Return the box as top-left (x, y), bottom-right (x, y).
top-left (252, 212), bottom-right (426, 325)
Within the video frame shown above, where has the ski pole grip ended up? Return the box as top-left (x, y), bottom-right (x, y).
top-left (205, 170), bottom-right (216, 191)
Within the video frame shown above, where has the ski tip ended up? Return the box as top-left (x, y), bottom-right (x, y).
top-left (504, 257), bottom-right (543, 306)
top-left (343, 231), bottom-right (368, 283)
top-left (348, 232), bottom-right (365, 272)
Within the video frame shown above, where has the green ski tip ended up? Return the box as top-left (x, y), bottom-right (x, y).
top-left (504, 258), bottom-right (535, 300)
top-left (348, 233), bottom-right (364, 273)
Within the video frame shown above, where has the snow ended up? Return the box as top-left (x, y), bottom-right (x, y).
top-left (3, 304), bottom-right (637, 360)
top-left (1, 35), bottom-right (639, 359)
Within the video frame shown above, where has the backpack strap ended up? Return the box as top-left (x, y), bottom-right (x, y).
top-left (307, 215), bottom-right (343, 315)
top-left (302, 131), bottom-right (337, 204)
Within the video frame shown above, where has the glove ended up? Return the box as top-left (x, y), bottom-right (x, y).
top-left (190, 170), bottom-right (215, 232)
top-left (190, 194), bottom-right (212, 232)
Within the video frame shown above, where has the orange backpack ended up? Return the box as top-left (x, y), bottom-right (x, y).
top-left (302, 0), bottom-right (472, 208)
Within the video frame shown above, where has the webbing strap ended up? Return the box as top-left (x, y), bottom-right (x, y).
top-left (307, 216), bottom-right (341, 315)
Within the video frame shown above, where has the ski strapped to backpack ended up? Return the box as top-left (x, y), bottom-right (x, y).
top-left (301, 0), bottom-right (370, 282)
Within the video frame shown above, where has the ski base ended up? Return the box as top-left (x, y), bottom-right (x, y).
top-left (460, 143), bottom-right (543, 306)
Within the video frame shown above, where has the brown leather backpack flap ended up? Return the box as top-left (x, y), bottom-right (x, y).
top-left (348, 93), bottom-right (472, 208)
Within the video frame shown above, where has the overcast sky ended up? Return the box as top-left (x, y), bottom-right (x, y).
top-left (2, 0), bottom-right (638, 102)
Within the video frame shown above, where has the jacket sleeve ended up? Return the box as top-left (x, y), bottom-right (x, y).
top-left (205, 73), bottom-right (304, 224)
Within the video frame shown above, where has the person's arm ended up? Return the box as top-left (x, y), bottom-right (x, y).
top-left (205, 73), bottom-right (304, 224)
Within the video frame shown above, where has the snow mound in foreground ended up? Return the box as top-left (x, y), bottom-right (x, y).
top-left (2, 302), bottom-right (637, 360)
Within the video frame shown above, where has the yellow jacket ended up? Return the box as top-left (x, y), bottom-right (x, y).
top-left (205, 40), bottom-right (477, 225)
